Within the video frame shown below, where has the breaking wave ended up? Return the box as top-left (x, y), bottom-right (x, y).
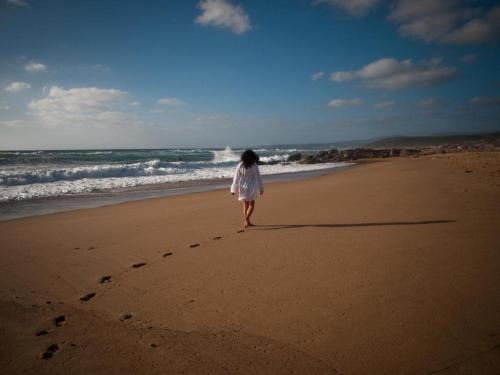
top-left (0, 146), bottom-right (352, 202)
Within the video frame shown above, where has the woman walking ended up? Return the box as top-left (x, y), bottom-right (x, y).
top-left (230, 150), bottom-right (264, 228)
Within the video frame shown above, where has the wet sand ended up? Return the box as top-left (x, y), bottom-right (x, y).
top-left (1, 152), bottom-right (499, 374)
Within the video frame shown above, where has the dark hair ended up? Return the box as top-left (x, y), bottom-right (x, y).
top-left (240, 149), bottom-right (259, 169)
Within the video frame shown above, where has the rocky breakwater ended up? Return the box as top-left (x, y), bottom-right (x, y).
top-left (287, 148), bottom-right (421, 164)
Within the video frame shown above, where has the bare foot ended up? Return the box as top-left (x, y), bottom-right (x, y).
top-left (247, 222), bottom-right (255, 227)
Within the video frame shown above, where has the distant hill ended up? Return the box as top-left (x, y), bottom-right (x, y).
top-left (364, 132), bottom-right (500, 148)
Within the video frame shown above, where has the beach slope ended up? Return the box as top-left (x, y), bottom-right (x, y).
top-left (1, 152), bottom-right (499, 374)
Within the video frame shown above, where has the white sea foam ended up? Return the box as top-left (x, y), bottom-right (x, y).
top-left (0, 162), bottom-right (351, 202)
top-left (210, 146), bottom-right (239, 163)
top-left (0, 146), bottom-right (352, 202)
top-left (0, 160), bottom-right (180, 186)
top-left (259, 154), bottom-right (289, 163)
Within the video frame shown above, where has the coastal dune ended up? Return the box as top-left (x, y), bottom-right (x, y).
top-left (1, 152), bottom-right (499, 374)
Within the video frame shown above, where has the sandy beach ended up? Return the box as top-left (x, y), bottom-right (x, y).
top-left (1, 152), bottom-right (499, 374)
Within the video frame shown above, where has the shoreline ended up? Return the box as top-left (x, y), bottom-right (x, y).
top-left (0, 152), bottom-right (499, 374)
top-left (0, 163), bottom-right (353, 221)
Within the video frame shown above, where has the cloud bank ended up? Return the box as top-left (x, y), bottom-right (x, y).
top-left (389, 0), bottom-right (500, 44)
top-left (330, 57), bottom-right (457, 90)
top-left (28, 86), bottom-right (134, 127)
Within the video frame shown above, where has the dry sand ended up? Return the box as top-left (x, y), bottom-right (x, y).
top-left (1, 152), bottom-right (499, 374)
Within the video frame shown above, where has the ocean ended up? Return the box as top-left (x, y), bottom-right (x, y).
top-left (0, 146), bottom-right (351, 220)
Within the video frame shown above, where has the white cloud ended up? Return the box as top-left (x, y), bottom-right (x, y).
top-left (373, 100), bottom-right (395, 109)
top-left (5, 0), bottom-right (28, 6)
top-left (443, 7), bottom-right (500, 44)
top-left (5, 81), bottom-right (31, 92)
top-left (25, 62), bottom-right (47, 73)
top-left (389, 1), bottom-right (500, 44)
top-left (330, 57), bottom-right (457, 90)
top-left (330, 70), bottom-right (356, 81)
top-left (28, 86), bottom-right (133, 127)
top-left (129, 101), bottom-right (140, 107)
top-left (459, 53), bottom-right (477, 64)
top-left (388, 0), bottom-right (464, 43)
top-left (195, 0), bottom-right (251, 35)
top-left (311, 71), bottom-right (325, 81)
top-left (468, 96), bottom-right (500, 106)
top-left (157, 97), bottom-right (185, 107)
top-left (314, 0), bottom-right (380, 17)
top-left (30, 86), bottom-right (127, 113)
top-left (327, 98), bottom-right (363, 109)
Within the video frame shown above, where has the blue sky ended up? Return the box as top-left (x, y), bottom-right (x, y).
top-left (0, 0), bottom-right (499, 149)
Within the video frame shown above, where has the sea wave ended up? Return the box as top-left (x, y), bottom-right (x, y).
top-left (259, 154), bottom-right (289, 163)
top-left (0, 160), bottom-right (185, 186)
top-left (210, 146), bottom-right (240, 163)
top-left (0, 150), bottom-right (291, 187)
top-left (0, 162), bottom-right (350, 202)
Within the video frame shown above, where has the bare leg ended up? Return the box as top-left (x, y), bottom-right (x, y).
top-left (243, 201), bottom-right (249, 228)
top-left (246, 201), bottom-right (255, 226)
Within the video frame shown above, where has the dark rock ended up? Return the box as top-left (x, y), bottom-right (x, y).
top-left (300, 155), bottom-right (317, 164)
top-left (286, 153), bottom-right (302, 162)
top-left (297, 147), bottom-right (422, 164)
top-left (263, 159), bottom-right (281, 165)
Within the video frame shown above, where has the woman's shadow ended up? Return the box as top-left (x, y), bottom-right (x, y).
top-left (252, 220), bottom-right (455, 230)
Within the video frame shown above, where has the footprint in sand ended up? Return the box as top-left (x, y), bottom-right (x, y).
top-left (189, 243), bottom-right (200, 248)
top-left (236, 229), bottom-right (245, 233)
top-left (54, 315), bottom-right (66, 327)
top-left (39, 344), bottom-right (59, 360)
top-left (35, 329), bottom-right (49, 336)
top-left (162, 252), bottom-right (173, 258)
top-left (80, 293), bottom-right (96, 302)
top-left (100, 275), bottom-right (112, 283)
top-left (212, 236), bottom-right (222, 240)
top-left (120, 313), bottom-right (133, 321)
top-left (132, 262), bottom-right (146, 268)
top-left (87, 246), bottom-right (95, 250)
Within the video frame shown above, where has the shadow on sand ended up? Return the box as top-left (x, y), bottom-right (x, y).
top-left (251, 220), bottom-right (455, 230)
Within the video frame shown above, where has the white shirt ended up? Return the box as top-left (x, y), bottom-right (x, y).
top-left (230, 162), bottom-right (264, 201)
